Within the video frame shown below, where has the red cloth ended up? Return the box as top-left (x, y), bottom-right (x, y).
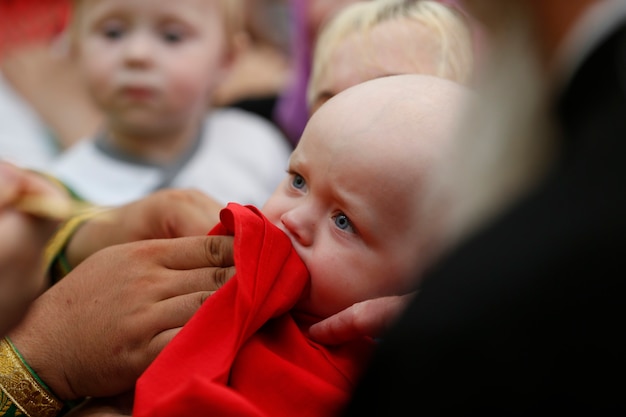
top-left (134, 203), bottom-right (375, 417)
top-left (0, 0), bottom-right (70, 59)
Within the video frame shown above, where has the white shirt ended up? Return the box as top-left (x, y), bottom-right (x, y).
top-left (48, 107), bottom-right (292, 208)
top-left (0, 74), bottom-right (59, 170)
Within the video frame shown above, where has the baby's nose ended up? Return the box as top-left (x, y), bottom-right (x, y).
top-left (280, 209), bottom-right (314, 247)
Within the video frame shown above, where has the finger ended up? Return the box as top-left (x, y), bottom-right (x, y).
top-left (154, 265), bottom-right (233, 300)
top-left (307, 305), bottom-right (363, 345)
top-left (157, 235), bottom-right (235, 270)
top-left (152, 189), bottom-right (223, 238)
top-left (148, 327), bottom-right (182, 362)
top-left (308, 296), bottom-right (409, 345)
top-left (0, 162), bottom-right (21, 206)
top-left (148, 290), bottom-right (214, 332)
top-left (143, 289), bottom-right (221, 363)
top-left (175, 190), bottom-right (224, 236)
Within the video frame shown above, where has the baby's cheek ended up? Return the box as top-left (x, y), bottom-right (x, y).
top-left (308, 265), bottom-right (359, 318)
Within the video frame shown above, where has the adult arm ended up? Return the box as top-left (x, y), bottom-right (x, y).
top-left (0, 162), bottom-right (68, 334)
top-left (8, 233), bottom-right (235, 401)
top-left (308, 293), bottom-right (415, 345)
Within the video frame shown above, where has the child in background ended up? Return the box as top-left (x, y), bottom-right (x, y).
top-left (128, 75), bottom-right (472, 417)
top-left (307, 0), bottom-right (475, 114)
top-left (212, 0), bottom-right (292, 126)
top-left (273, 0), bottom-right (367, 146)
top-left (47, 0), bottom-right (292, 208)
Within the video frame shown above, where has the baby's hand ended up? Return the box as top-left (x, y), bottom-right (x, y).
top-left (308, 293), bottom-right (415, 345)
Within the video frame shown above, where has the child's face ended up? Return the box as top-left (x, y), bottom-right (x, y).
top-left (310, 19), bottom-right (441, 114)
top-left (263, 81), bottom-right (437, 319)
top-left (74, 0), bottom-right (231, 135)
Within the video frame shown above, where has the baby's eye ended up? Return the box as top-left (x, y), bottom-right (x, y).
top-left (101, 21), bottom-right (125, 40)
top-left (333, 213), bottom-right (355, 233)
top-left (291, 174), bottom-right (306, 190)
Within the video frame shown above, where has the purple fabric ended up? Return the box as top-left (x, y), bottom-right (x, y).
top-left (272, 0), bottom-right (311, 147)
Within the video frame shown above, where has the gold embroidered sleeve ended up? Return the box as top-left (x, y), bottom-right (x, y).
top-left (0, 338), bottom-right (63, 417)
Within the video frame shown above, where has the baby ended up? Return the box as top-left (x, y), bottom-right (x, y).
top-left (47, 0), bottom-right (291, 207)
top-left (130, 74), bottom-right (471, 417)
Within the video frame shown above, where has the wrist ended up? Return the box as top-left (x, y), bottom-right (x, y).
top-left (64, 210), bottom-right (109, 268)
top-left (44, 207), bottom-right (107, 282)
top-left (0, 337), bottom-right (83, 416)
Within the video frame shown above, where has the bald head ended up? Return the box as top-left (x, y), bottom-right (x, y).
top-left (303, 74), bottom-right (471, 176)
top-left (293, 74), bottom-right (472, 273)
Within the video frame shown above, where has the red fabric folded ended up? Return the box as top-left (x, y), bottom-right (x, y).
top-left (134, 203), bottom-right (375, 417)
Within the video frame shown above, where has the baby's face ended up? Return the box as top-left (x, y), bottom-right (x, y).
top-left (74, 0), bottom-right (231, 136)
top-left (263, 86), bottom-right (430, 319)
top-left (310, 18), bottom-right (443, 114)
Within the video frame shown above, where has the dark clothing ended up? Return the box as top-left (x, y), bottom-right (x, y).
top-left (342, 18), bottom-right (626, 417)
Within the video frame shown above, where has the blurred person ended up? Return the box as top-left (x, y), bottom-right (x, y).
top-left (0, 2), bottom-right (102, 170)
top-left (339, 0), bottom-right (626, 415)
top-left (0, 162), bottom-right (69, 336)
top-left (212, 0), bottom-right (292, 127)
top-left (307, 0), bottom-right (475, 114)
top-left (47, 0), bottom-right (291, 208)
top-left (1, 36), bottom-right (103, 152)
top-left (273, 0), bottom-right (367, 145)
top-left (0, 66), bottom-right (62, 171)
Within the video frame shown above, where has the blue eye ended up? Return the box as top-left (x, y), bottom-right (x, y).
top-left (291, 174), bottom-right (306, 189)
top-left (333, 213), bottom-right (355, 233)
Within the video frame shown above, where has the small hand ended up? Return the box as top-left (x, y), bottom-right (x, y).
top-left (308, 293), bottom-right (415, 345)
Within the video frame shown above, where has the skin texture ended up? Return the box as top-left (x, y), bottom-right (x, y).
top-left (8, 188), bottom-right (231, 400)
top-left (72, 0), bottom-right (234, 162)
top-left (307, 293), bottom-right (414, 345)
top-left (65, 188), bottom-right (223, 268)
top-left (0, 162), bottom-right (68, 335)
top-left (263, 74), bottom-right (469, 320)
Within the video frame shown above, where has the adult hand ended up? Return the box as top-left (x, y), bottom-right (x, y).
top-left (66, 392), bottom-right (133, 417)
top-left (308, 293), bottom-right (415, 345)
top-left (65, 188), bottom-right (223, 268)
top-left (0, 162), bottom-right (68, 334)
top-left (8, 234), bottom-right (235, 400)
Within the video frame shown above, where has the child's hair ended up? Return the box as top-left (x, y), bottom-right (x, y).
top-left (68, 0), bottom-right (244, 54)
top-left (307, 0), bottom-right (474, 108)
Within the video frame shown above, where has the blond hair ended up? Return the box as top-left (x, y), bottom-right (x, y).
top-left (307, 0), bottom-right (474, 108)
top-left (68, 0), bottom-right (244, 53)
